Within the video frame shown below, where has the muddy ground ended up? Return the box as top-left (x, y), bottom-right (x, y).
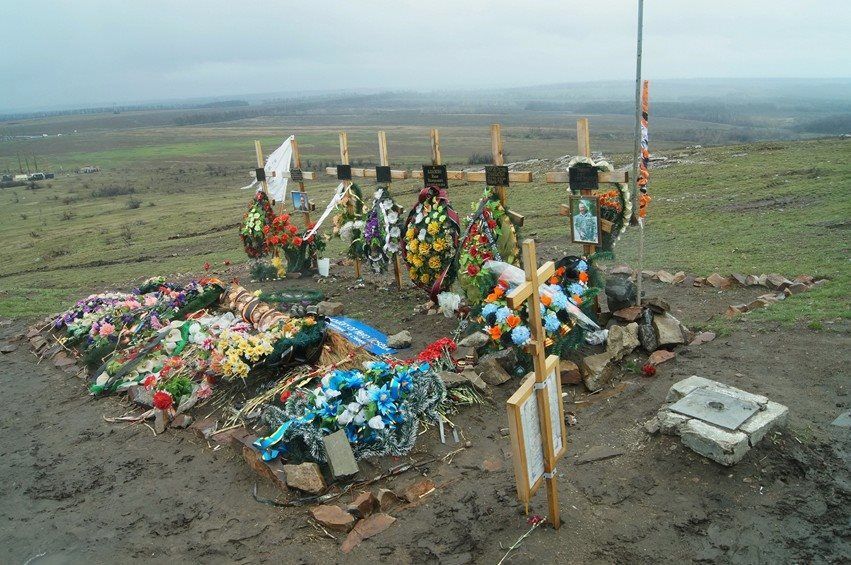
top-left (1, 256), bottom-right (849, 564)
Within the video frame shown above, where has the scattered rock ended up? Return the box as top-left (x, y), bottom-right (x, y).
top-left (316, 301), bottom-right (345, 316)
top-left (731, 273), bottom-right (748, 286)
top-left (481, 458), bottom-right (503, 472)
top-left (347, 491), bottom-right (378, 519)
top-left (613, 306), bottom-right (642, 322)
top-left (648, 350), bottom-right (676, 366)
top-left (476, 357), bottom-right (511, 386)
top-left (638, 313), bottom-right (658, 353)
top-left (672, 271), bottom-right (686, 284)
top-left (376, 488), bottom-right (401, 511)
top-left (454, 345), bottom-right (478, 364)
top-left (398, 478), bottom-right (436, 503)
top-left (559, 360), bottom-right (582, 385)
top-left (241, 438), bottom-right (288, 491)
top-left (786, 282), bottom-right (808, 295)
top-left (478, 348), bottom-right (517, 375)
top-left (656, 270), bottom-right (675, 284)
top-left (341, 513), bottom-right (396, 554)
top-left (793, 274), bottom-right (814, 285)
top-left (693, 277), bottom-right (706, 287)
top-left (653, 313), bottom-right (685, 346)
top-left (610, 265), bottom-right (635, 277)
top-left (747, 298), bottom-right (769, 311)
top-left (0, 343), bottom-right (18, 354)
top-left (438, 370), bottom-right (469, 388)
top-left (606, 322), bottom-right (640, 361)
top-left (680, 419), bottom-right (750, 467)
top-left (606, 274), bottom-right (637, 312)
top-left (461, 368), bottom-right (487, 391)
top-left (323, 429), bottom-right (360, 478)
top-left (765, 274), bottom-right (792, 291)
top-left (726, 304), bottom-right (749, 317)
top-left (127, 385), bottom-right (154, 407)
top-left (458, 331), bottom-right (489, 348)
top-left (690, 331), bottom-right (716, 346)
top-left (581, 352), bottom-right (615, 391)
top-left (387, 330), bottom-right (412, 349)
top-left (745, 274), bottom-right (760, 286)
top-left (283, 462), bottom-right (326, 494)
top-left (706, 273), bottom-right (731, 289)
top-left (643, 297), bottom-right (670, 313)
top-left (644, 417), bottom-right (661, 434)
top-left (170, 414), bottom-right (193, 429)
top-left (311, 504), bottom-right (355, 533)
top-left (190, 417), bottom-right (218, 440)
top-left (576, 445), bottom-right (624, 465)
top-left (154, 409), bottom-right (168, 434)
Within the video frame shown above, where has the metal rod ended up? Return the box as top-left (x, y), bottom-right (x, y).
top-left (633, 0), bottom-right (645, 306)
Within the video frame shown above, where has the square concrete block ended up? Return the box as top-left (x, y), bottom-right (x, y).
top-left (738, 400), bottom-right (789, 445)
top-left (656, 408), bottom-right (690, 435)
top-left (666, 375), bottom-right (769, 407)
top-left (680, 419), bottom-right (750, 466)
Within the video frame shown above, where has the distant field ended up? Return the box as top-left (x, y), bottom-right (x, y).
top-left (0, 110), bottom-right (847, 329)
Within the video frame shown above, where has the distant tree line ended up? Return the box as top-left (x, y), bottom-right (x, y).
top-left (792, 114), bottom-right (851, 134)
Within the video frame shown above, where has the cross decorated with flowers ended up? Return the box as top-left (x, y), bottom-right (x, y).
top-left (505, 238), bottom-right (567, 530)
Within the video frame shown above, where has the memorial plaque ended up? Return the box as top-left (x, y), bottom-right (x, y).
top-left (485, 165), bottom-right (509, 187)
top-left (255, 167), bottom-right (266, 182)
top-left (568, 165), bottom-right (598, 191)
top-left (375, 166), bottom-right (392, 183)
top-left (290, 168), bottom-right (304, 182)
top-left (422, 165), bottom-right (448, 189)
top-left (336, 164), bottom-right (352, 181)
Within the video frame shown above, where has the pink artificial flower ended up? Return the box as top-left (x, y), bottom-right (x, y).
top-left (144, 295), bottom-right (157, 307)
top-left (150, 316), bottom-right (163, 330)
top-left (98, 322), bottom-right (115, 337)
top-left (196, 383), bottom-right (212, 399)
top-left (124, 299), bottom-right (141, 309)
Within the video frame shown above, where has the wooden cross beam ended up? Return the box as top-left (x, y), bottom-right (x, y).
top-left (409, 128), bottom-right (466, 182)
top-left (505, 239), bottom-right (567, 529)
top-left (547, 118), bottom-right (629, 256)
top-left (337, 131), bottom-right (361, 279)
top-left (376, 130), bottom-right (404, 290)
top-left (252, 138), bottom-right (318, 215)
top-left (460, 124), bottom-right (530, 227)
top-left (323, 131), bottom-right (408, 180)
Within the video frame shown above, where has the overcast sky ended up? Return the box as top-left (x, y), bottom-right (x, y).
top-left (1, 0), bottom-right (849, 111)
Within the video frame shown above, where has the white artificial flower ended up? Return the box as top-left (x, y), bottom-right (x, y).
top-left (437, 292), bottom-right (462, 318)
top-left (380, 198), bottom-right (392, 210)
top-left (374, 188), bottom-right (384, 200)
top-left (368, 416), bottom-right (385, 430)
top-left (353, 409), bottom-right (367, 426)
top-left (386, 242), bottom-right (399, 254)
top-left (321, 374), bottom-right (332, 388)
top-left (325, 388), bottom-right (341, 399)
top-left (354, 220), bottom-right (365, 230)
top-left (418, 229), bottom-right (426, 241)
top-left (337, 410), bottom-right (354, 426)
top-left (389, 226), bottom-right (400, 238)
top-left (415, 212), bottom-right (424, 223)
top-left (387, 211), bottom-right (399, 224)
top-left (356, 388), bottom-right (370, 404)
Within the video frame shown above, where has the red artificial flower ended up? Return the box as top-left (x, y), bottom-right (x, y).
top-left (466, 264), bottom-right (480, 276)
top-left (307, 222), bottom-right (316, 230)
top-left (642, 363), bottom-right (657, 377)
top-left (470, 225), bottom-right (479, 235)
top-left (469, 246), bottom-right (478, 258)
top-left (479, 235), bottom-right (488, 245)
top-left (262, 225), bottom-right (271, 235)
top-left (288, 225), bottom-right (297, 234)
top-left (280, 390), bottom-right (292, 403)
top-left (152, 390), bottom-right (174, 410)
top-left (293, 236), bottom-right (303, 247)
top-left (527, 514), bottom-right (545, 526)
top-left (487, 219), bottom-right (497, 229)
top-left (142, 375), bottom-right (157, 389)
top-left (280, 234), bottom-right (289, 245)
top-left (203, 261), bottom-right (211, 272)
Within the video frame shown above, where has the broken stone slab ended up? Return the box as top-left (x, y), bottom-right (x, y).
top-left (648, 349), bottom-right (676, 366)
top-left (793, 274), bottom-right (814, 285)
top-left (240, 438), bottom-right (288, 491)
top-left (672, 271), bottom-right (686, 284)
top-left (610, 265), bottom-right (635, 277)
top-left (127, 385), bottom-right (154, 407)
top-left (693, 277), bottom-right (706, 287)
top-left (643, 297), bottom-right (670, 313)
top-left (765, 274), bottom-right (792, 291)
top-left (606, 322), bottom-right (640, 361)
top-left (387, 330), bottom-right (412, 349)
top-left (347, 491), bottom-right (378, 519)
top-left (461, 369), bottom-right (487, 391)
top-left (656, 270), bottom-right (675, 284)
top-left (653, 313), bottom-right (685, 346)
top-left (680, 419), bottom-right (750, 466)
top-left (376, 488), bottom-right (401, 511)
top-left (454, 345), bottom-right (478, 364)
top-left (638, 321), bottom-right (658, 353)
top-left (738, 401), bottom-right (789, 445)
top-left (831, 410), bottom-right (851, 428)
top-left (283, 462), bottom-right (326, 494)
top-left (323, 429), bottom-right (360, 479)
top-left (560, 359), bottom-right (582, 385)
top-left (0, 343), bottom-right (18, 354)
top-left (726, 304), bottom-right (749, 318)
top-left (458, 331), bottom-right (489, 348)
top-left (706, 273), bottom-right (731, 289)
top-left (316, 301), bottom-right (345, 316)
top-left (341, 513), bottom-right (396, 554)
top-left (311, 504), bottom-right (355, 533)
top-left (656, 408), bottom-right (691, 434)
top-left (438, 370), bottom-right (468, 388)
top-left (581, 352), bottom-right (615, 391)
top-left (747, 298), bottom-right (769, 311)
top-left (665, 375), bottom-right (769, 406)
top-left (576, 445), bottom-right (624, 465)
top-left (785, 282), bottom-right (808, 295)
top-left (190, 417), bottom-right (218, 440)
top-left (154, 409), bottom-right (168, 434)
top-left (481, 458), bottom-right (503, 472)
top-left (731, 273), bottom-right (748, 286)
top-left (476, 357), bottom-right (511, 386)
top-left (745, 275), bottom-right (760, 286)
top-left (170, 414), bottom-right (193, 429)
top-left (478, 348), bottom-right (517, 375)
top-left (689, 331), bottom-right (716, 346)
top-left (613, 306), bottom-right (642, 322)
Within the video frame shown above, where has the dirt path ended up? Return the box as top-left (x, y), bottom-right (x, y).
top-left (1, 272), bottom-right (848, 564)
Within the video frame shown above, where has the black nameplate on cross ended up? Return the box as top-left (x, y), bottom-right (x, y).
top-left (337, 165), bottom-right (352, 181)
top-left (255, 167), bottom-right (266, 182)
top-left (290, 168), bottom-right (304, 182)
top-left (485, 165), bottom-right (509, 187)
top-left (568, 166), bottom-right (598, 191)
top-left (375, 166), bottom-right (392, 183)
top-left (422, 165), bottom-right (448, 189)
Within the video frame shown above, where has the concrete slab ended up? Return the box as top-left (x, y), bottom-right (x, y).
top-left (680, 419), bottom-right (750, 466)
top-left (739, 401), bottom-right (789, 445)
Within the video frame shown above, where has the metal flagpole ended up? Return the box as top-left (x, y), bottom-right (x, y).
top-left (633, 0), bottom-right (645, 306)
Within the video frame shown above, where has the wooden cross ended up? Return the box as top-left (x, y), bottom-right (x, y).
top-left (337, 131), bottom-right (362, 279)
top-left (376, 130), bottom-right (405, 290)
top-left (547, 118), bottom-right (629, 256)
top-left (252, 137), bottom-right (317, 216)
top-left (461, 123), bottom-right (530, 226)
top-left (409, 128), bottom-right (466, 184)
top-left (323, 131), bottom-right (408, 181)
top-left (505, 239), bottom-right (567, 529)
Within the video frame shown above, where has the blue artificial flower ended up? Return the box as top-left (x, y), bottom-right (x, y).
top-left (344, 425), bottom-right (359, 443)
top-left (317, 399), bottom-right (339, 419)
top-left (544, 312), bottom-right (560, 333)
top-left (396, 371), bottom-right (414, 392)
top-left (511, 325), bottom-right (532, 346)
top-left (568, 283), bottom-right (585, 297)
top-left (369, 384), bottom-right (397, 416)
top-left (344, 372), bottom-right (365, 389)
top-left (576, 260), bottom-right (588, 271)
top-left (495, 306), bottom-right (511, 323)
top-left (551, 290), bottom-right (569, 310)
top-left (481, 303), bottom-right (498, 317)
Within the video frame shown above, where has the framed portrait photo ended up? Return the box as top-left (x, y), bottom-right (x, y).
top-left (291, 191), bottom-right (310, 212)
top-left (569, 195), bottom-right (602, 245)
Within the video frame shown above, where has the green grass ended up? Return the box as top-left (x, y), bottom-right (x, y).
top-left (0, 117), bottom-right (848, 328)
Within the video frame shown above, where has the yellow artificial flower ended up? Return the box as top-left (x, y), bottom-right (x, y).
top-left (409, 268), bottom-right (417, 279)
top-left (427, 222), bottom-right (440, 235)
top-left (406, 227), bottom-right (415, 239)
top-left (408, 241), bottom-right (418, 254)
top-left (432, 238), bottom-right (445, 252)
top-left (420, 273), bottom-right (431, 284)
top-left (428, 256), bottom-right (442, 269)
top-left (419, 242), bottom-right (431, 254)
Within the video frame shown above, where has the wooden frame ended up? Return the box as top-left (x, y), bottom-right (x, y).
top-left (506, 355), bottom-right (565, 505)
top-left (568, 194), bottom-right (602, 246)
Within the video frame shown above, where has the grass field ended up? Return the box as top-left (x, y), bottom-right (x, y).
top-left (0, 114), bottom-right (847, 328)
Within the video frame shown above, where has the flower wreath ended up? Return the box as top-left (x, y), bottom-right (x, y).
top-left (332, 183), bottom-right (366, 261)
top-left (264, 213), bottom-right (325, 275)
top-left (363, 186), bottom-right (405, 274)
top-left (240, 191), bottom-right (275, 258)
top-left (568, 156), bottom-right (632, 251)
top-left (458, 188), bottom-right (520, 305)
top-left (402, 185), bottom-right (461, 301)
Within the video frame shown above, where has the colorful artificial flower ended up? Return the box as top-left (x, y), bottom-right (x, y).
top-left (152, 390), bottom-right (174, 410)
